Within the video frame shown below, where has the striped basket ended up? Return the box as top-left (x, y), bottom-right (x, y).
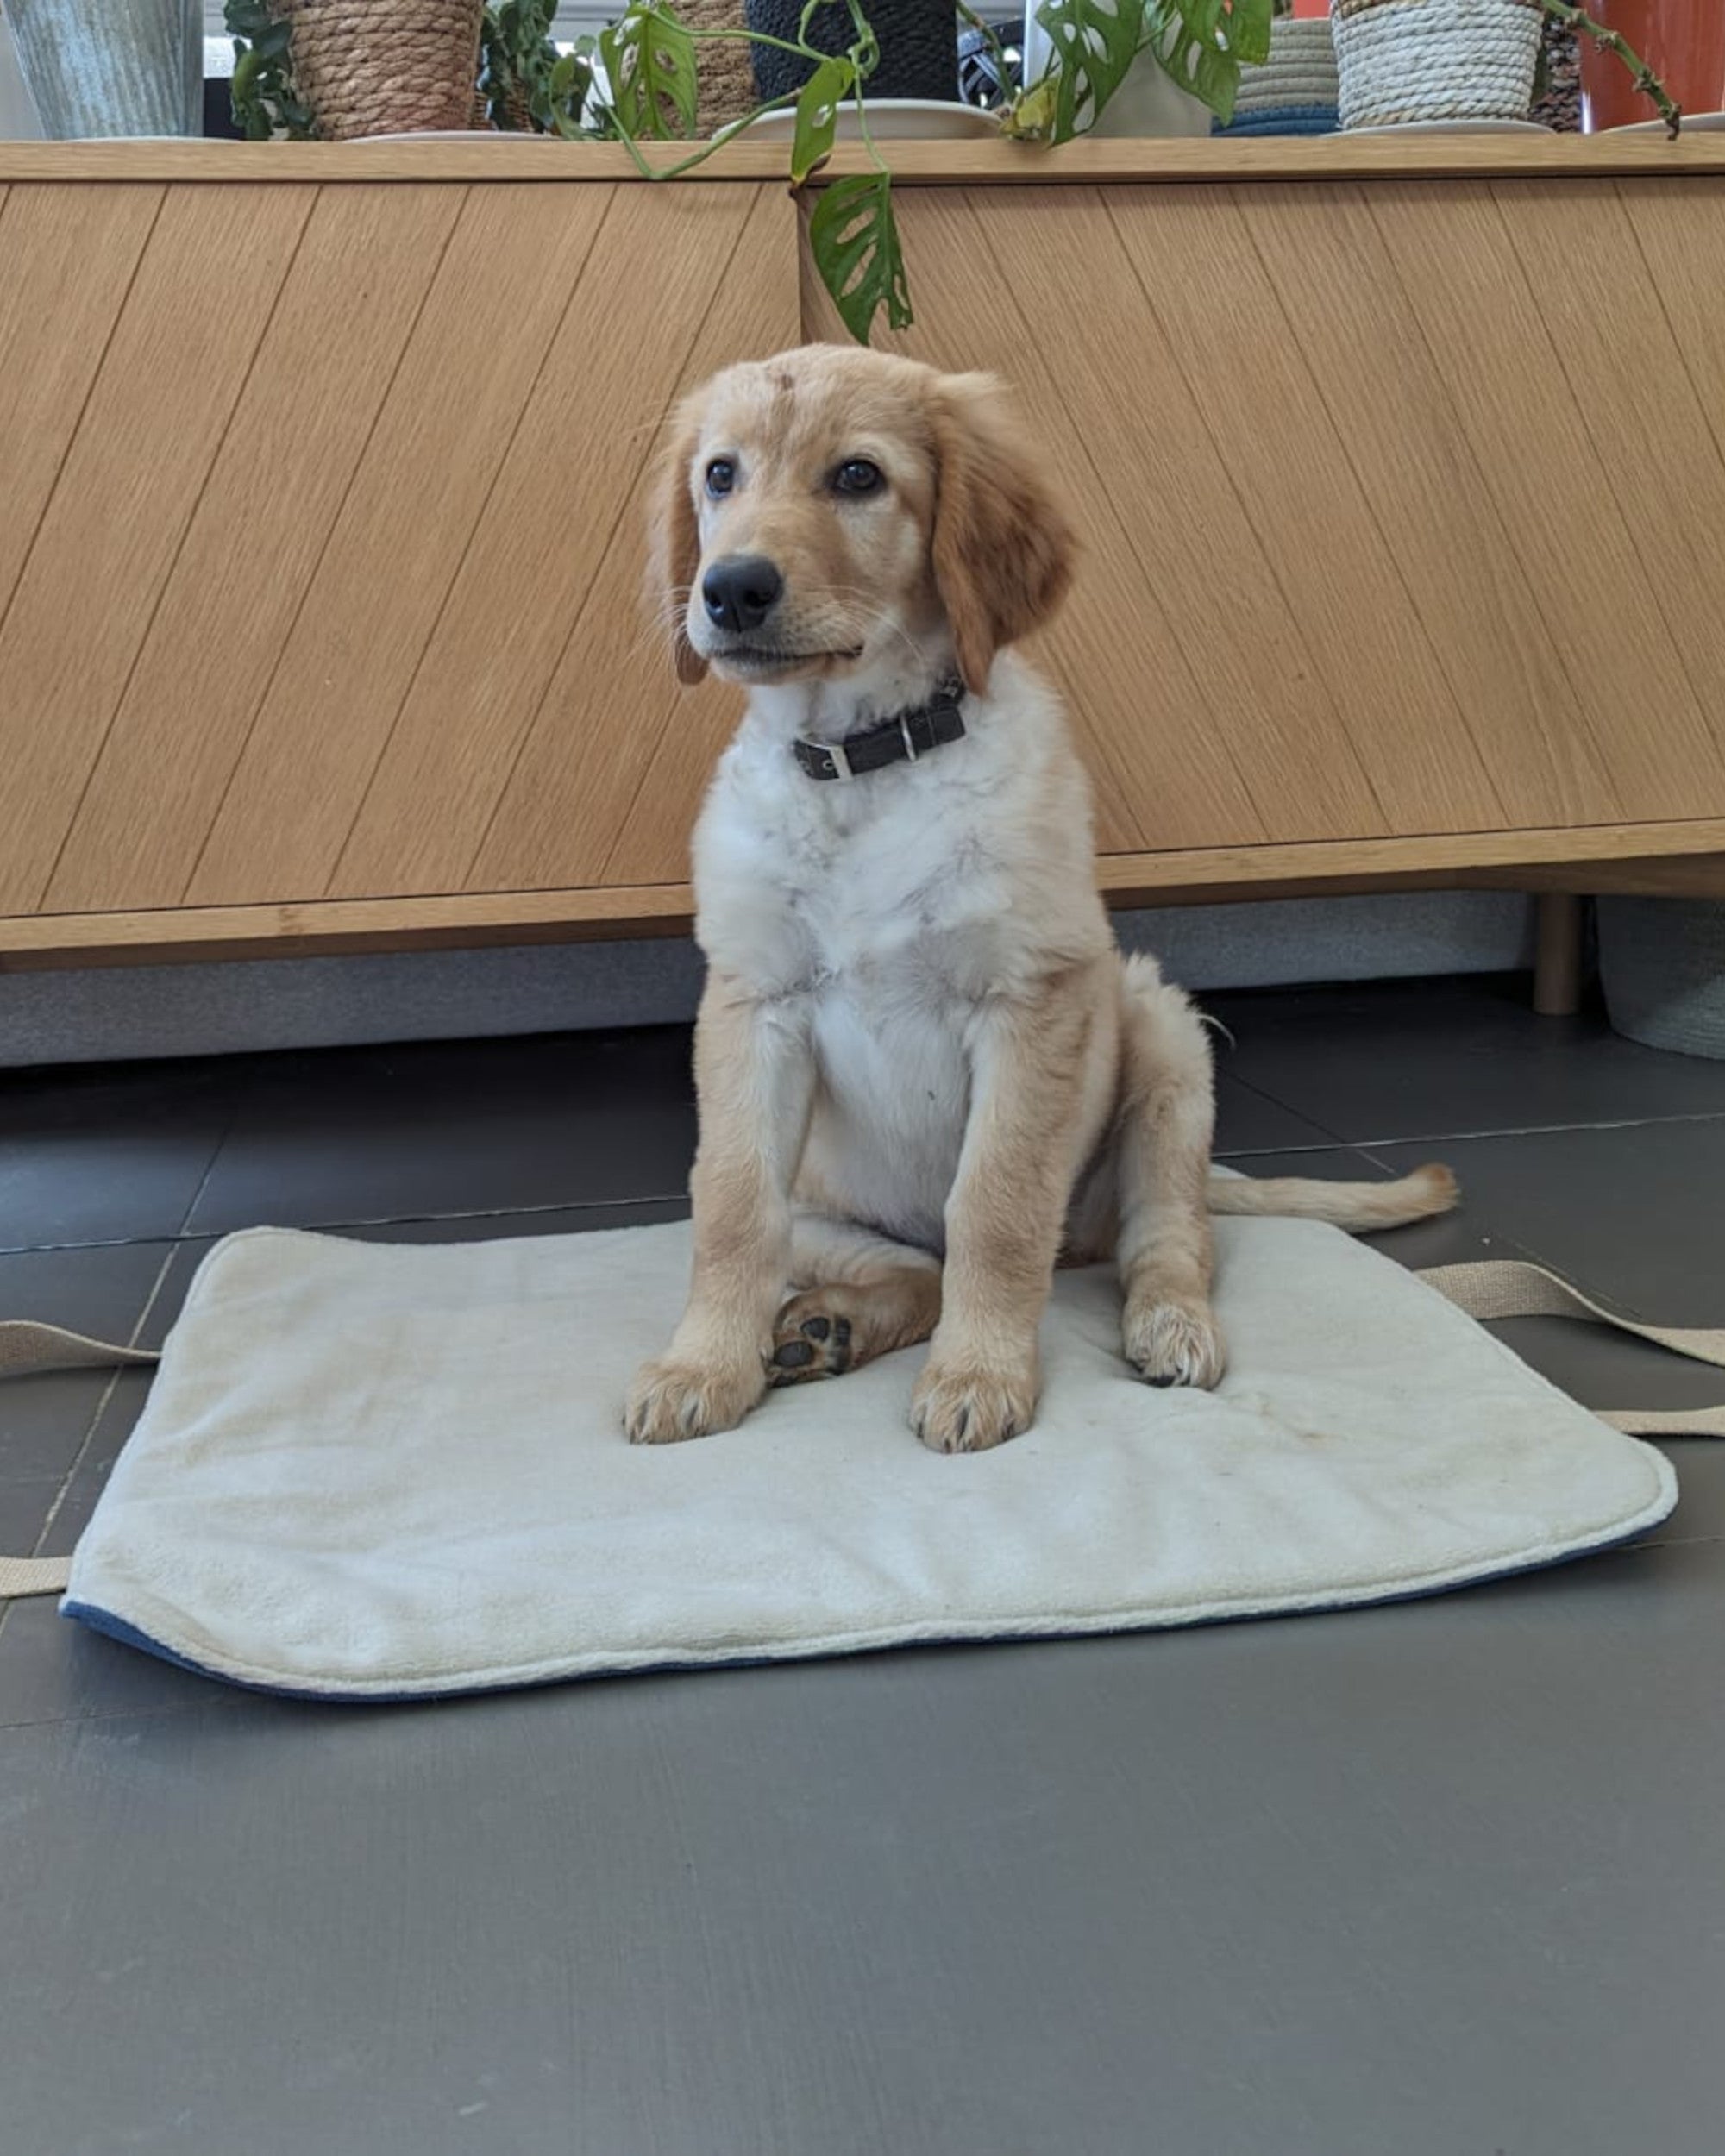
top-left (1333, 0), bottom-right (1542, 129)
top-left (1214, 17), bottom-right (1339, 137)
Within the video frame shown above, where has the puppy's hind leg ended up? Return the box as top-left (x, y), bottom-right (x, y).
top-left (1114, 956), bottom-right (1226, 1390)
top-left (769, 1211), bottom-right (943, 1385)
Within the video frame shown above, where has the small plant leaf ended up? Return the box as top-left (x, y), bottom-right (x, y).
top-left (601, 3), bottom-right (699, 141)
top-left (1032, 0), bottom-right (1148, 139)
top-left (808, 169), bottom-right (912, 346)
top-left (1145, 0), bottom-right (1274, 123)
top-left (791, 54), bottom-right (854, 186)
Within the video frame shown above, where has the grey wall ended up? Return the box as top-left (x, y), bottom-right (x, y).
top-left (0, 892), bottom-right (1534, 1068)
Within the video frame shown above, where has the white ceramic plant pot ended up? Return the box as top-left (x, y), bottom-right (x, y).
top-left (6, 0), bottom-right (202, 137)
top-left (1020, 7), bottom-right (1211, 136)
top-left (1333, 0), bottom-right (1542, 129)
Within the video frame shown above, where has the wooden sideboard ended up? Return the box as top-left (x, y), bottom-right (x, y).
top-left (3, 131), bottom-right (1725, 970)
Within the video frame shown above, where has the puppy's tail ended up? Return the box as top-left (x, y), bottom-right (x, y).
top-left (1208, 1163), bottom-right (1458, 1234)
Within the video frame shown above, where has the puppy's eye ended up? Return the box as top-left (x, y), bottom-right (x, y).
top-left (705, 459), bottom-right (737, 498)
top-left (832, 459), bottom-right (883, 498)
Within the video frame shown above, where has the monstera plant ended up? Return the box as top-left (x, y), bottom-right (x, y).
top-left (584, 0), bottom-right (1284, 341)
top-left (230, 0), bottom-right (1675, 343)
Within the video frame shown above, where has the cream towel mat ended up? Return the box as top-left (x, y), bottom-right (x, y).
top-left (1, 1216), bottom-right (1719, 1695)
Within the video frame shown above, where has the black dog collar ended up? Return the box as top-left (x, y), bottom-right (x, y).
top-left (793, 685), bottom-right (967, 783)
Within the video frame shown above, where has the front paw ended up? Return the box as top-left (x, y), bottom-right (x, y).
top-left (624, 1355), bottom-right (766, 1445)
top-left (911, 1356), bottom-right (1038, 1455)
top-left (1123, 1294), bottom-right (1226, 1390)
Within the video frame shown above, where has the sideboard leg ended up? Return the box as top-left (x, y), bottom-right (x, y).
top-left (1533, 892), bottom-right (1584, 1017)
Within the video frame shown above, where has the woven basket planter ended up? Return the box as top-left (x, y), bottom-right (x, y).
top-left (682, 0), bottom-right (758, 135)
top-left (1333, 0), bottom-right (1542, 128)
top-left (1599, 899), bottom-right (1725, 1061)
top-left (1215, 16), bottom-right (1339, 135)
top-left (273, 0), bottom-right (485, 141)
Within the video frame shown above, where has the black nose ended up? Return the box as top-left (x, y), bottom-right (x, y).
top-left (702, 554), bottom-right (782, 635)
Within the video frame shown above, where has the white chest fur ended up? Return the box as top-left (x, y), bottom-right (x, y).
top-left (687, 661), bottom-right (1111, 1247)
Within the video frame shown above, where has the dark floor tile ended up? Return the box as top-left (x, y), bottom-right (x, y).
top-left (0, 1058), bottom-right (238, 1250)
top-left (1208, 974), bottom-right (1725, 1144)
top-left (0, 1593), bottom-right (239, 1730)
top-left (185, 1028), bottom-right (698, 1235)
top-left (3, 1537), bottom-right (1723, 2156)
top-left (0, 1478), bottom-right (65, 1556)
top-left (1211, 1071), bottom-right (1337, 1156)
top-left (0, 1243), bottom-right (172, 1487)
top-left (1369, 1119), bottom-right (1725, 1327)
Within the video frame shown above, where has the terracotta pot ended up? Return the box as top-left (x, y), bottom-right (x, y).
top-left (1578, 0), bottom-right (1725, 128)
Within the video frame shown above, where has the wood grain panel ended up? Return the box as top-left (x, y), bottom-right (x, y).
top-left (1365, 183), bottom-right (1725, 816)
top-left (184, 183), bottom-right (609, 906)
top-left (1617, 179), bottom-right (1725, 434)
top-left (1243, 181), bottom-right (1614, 829)
top-left (1501, 181), bottom-right (1725, 727)
top-left (0, 183), bottom-right (163, 624)
top-left (45, 185), bottom-right (466, 912)
top-left (462, 188), bottom-right (799, 895)
top-left (1110, 185), bottom-right (1509, 834)
top-left (796, 187), bottom-right (1232, 856)
top-left (867, 186), bottom-right (1391, 849)
top-left (0, 185), bottom-right (313, 916)
top-left (329, 184), bottom-right (793, 900)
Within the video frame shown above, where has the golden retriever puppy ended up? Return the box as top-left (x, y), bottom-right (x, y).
top-left (625, 344), bottom-right (1455, 1451)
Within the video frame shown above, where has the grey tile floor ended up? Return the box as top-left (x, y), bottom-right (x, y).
top-left (3, 972), bottom-right (1725, 2156)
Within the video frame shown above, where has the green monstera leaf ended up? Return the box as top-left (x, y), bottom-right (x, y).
top-left (1148, 0), bottom-right (1275, 123)
top-left (600, 4), bottom-right (699, 140)
top-left (808, 170), bottom-right (913, 346)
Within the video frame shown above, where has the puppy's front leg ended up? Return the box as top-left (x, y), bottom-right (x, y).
top-left (625, 973), bottom-right (813, 1444)
top-left (913, 965), bottom-right (1101, 1454)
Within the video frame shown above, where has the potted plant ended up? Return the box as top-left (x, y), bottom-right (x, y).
top-left (227, 0), bottom-right (1286, 339)
top-left (1215, 9), bottom-right (1341, 135)
top-left (7, 0), bottom-right (201, 137)
top-left (1332, 0), bottom-right (1680, 132)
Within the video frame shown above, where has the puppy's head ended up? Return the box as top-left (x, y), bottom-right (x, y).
top-left (650, 344), bottom-right (1075, 695)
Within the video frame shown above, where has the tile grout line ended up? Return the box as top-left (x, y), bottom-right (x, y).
top-left (28, 1241), bottom-right (182, 1566)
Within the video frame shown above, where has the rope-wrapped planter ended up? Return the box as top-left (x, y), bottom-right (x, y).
top-left (271, 0), bottom-right (484, 140)
top-left (682, 0), bottom-right (758, 136)
top-left (1214, 16), bottom-right (1339, 136)
top-left (1333, 0), bottom-right (1542, 129)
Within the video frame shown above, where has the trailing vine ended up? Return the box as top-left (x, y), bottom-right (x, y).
top-left (229, 0), bottom-right (1681, 342)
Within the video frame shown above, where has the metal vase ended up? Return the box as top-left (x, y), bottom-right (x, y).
top-left (5, 0), bottom-right (203, 138)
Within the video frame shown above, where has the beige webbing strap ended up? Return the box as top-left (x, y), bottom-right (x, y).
top-left (0, 1554), bottom-right (72, 1598)
top-left (1, 1325), bottom-right (159, 1599)
top-left (1419, 1260), bottom-right (1725, 1438)
top-left (0, 1320), bottom-right (159, 1378)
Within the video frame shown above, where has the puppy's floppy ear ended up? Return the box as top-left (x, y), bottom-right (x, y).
top-left (647, 396), bottom-right (708, 687)
top-left (927, 373), bottom-right (1076, 697)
